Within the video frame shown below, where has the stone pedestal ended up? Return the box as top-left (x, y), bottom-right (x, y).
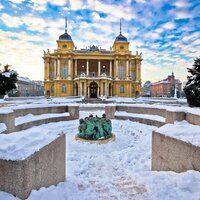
top-left (0, 134), bottom-right (66, 199)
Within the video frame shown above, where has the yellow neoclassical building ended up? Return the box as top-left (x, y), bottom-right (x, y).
top-left (43, 19), bottom-right (142, 98)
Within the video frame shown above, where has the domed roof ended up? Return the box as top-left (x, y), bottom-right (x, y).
top-left (115, 33), bottom-right (128, 42)
top-left (58, 32), bottom-right (72, 41)
top-left (58, 17), bottom-right (73, 41)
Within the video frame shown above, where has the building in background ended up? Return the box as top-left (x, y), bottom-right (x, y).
top-left (8, 76), bottom-right (44, 97)
top-left (150, 73), bottom-right (182, 98)
top-left (43, 18), bottom-right (142, 98)
top-left (141, 81), bottom-right (151, 97)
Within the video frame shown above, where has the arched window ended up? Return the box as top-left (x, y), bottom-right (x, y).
top-left (119, 66), bottom-right (125, 79)
top-left (51, 84), bottom-right (54, 93)
top-left (62, 65), bottom-right (68, 79)
top-left (62, 84), bottom-right (66, 93)
top-left (120, 84), bottom-right (124, 93)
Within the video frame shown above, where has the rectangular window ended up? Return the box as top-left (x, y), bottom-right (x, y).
top-left (119, 66), bottom-right (125, 80)
top-left (120, 85), bottom-right (124, 93)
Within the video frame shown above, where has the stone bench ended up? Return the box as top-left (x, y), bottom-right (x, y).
top-left (105, 105), bottom-right (166, 127)
top-left (105, 105), bottom-right (200, 126)
top-left (0, 134), bottom-right (66, 199)
top-left (0, 105), bottom-right (79, 133)
top-left (114, 111), bottom-right (165, 127)
top-left (152, 123), bottom-right (200, 172)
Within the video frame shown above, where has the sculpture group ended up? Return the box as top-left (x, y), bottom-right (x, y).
top-left (78, 114), bottom-right (112, 140)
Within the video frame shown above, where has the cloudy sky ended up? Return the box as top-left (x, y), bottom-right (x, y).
top-left (0, 0), bottom-right (199, 83)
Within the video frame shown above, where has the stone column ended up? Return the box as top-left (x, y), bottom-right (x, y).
top-left (84, 82), bottom-right (87, 97)
top-left (54, 60), bottom-right (57, 79)
top-left (75, 59), bottom-right (77, 76)
top-left (87, 85), bottom-right (90, 98)
top-left (116, 59), bottom-right (118, 78)
top-left (78, 83), bottom-right (81, 96)
top-left (110, 60), bottom-right (112, 77)
top-left (68, 59), bottom-right (71, 79)
top-left (138, 61), bottom-right (141, 81)
top-left (47, 60), bottom-right (50, 80)
top-left (80, 82), bottom-right (82, 96)
top-left (105, 83), bottom-right (108, 97)
top-left (101, 82), bottom-right (104, 96)
top-left (97, 86), bottom-right (99, 98)
top-left (98, 60), bottom-right (101, 76)
top-left (57, 59), bottom-right (60, 79)
top-left (126, 59), bottom-right (129, 79)
top-left (135, 60), bottom-right (138, 81)
top-left (86, 60), bottom-right (89, 76)
top-left (130, 62), bottom-right (132, 80)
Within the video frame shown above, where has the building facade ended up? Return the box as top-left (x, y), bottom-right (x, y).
top-left (150, 73), bottom-right (182, 98)
top-left (8, 76), bottom-right (44, 97)
top-left (43, 19), bottom-right (142, 98)
top-left (141, 81), bottom-right (151, 97)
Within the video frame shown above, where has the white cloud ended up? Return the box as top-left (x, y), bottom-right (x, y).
top-left (1, 13), bottom-right (23, 28)
top-left (0, 30), bottom-right (45, 80)
top-left (50, 0), bottom-right (67, 6)
top-left (69, 0), bottom-right (84, 10)
top-left (182, 32), bottom-right (199, 42)
top-left (192, 39), bottom-right (200, 46)
top-left (162, 22), bottom-right (176, 30)
top-left (29, 0), bottom-right (67, 11)
top-left (29, 0), bottom-right (46, 11)
top-left (9, 0), bottom-right (24, 4)
top-left (173, 1), bottom-right (189, 8)
top-left (21, 15), bottom-right (47, 32)
top-left (155, 28), bottom-right (164, 33)
top-left (175, 11), bottom-right (192, 19)
top-left (92, 12), bottom-right (101, 21)
top-left (144, 32), bottom-right (160, 40)
top-left (0, 4), bottom-right (4, 10)
top-left (86, 0), bottom-right (135, 21)
top-left (135, 0), bottom-right (146, 3)
top-left (1, 13), bottom-right (48, 32)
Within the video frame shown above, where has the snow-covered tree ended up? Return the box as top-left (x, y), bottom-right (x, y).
top-left (184, 57), bottom-right (200, 107)
top-left (0, 64), bottom-right (18, 96)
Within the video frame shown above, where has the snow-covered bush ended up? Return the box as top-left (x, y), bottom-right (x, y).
top-left (0, 64), bottom-right (18, 96)
top-left (184, 57), bottom-right (200, 107)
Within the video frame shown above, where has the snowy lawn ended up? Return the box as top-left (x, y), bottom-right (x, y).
top-left (1, 111), bottom-right (200, 199)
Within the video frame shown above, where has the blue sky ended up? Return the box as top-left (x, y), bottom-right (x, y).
top-left (0, 0), bottom-right (199, 83)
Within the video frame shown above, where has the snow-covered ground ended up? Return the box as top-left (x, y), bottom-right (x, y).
top-left (15, 112), bottom-right (70, 126)
top-left (115, 111), bottom-right (165, 122)
top-left (0, 110), bottom-right (200, 200)
top-left (0, 123), bottom-right (6, 133)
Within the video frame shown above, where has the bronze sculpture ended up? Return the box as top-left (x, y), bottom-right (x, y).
top-left (78, 114), bottom-right (112, 140)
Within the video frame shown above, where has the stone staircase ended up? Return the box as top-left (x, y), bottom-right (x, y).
top-left (82, 98), bottom-right (113, 104)
top-left (79, 176), bottom-right (147, 200)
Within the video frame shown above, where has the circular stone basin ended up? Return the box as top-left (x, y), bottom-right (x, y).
top-left (75, 134), bottom-right (115, 144)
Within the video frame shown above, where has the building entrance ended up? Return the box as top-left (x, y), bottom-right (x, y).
top-left (90, 82), bottom-right (98, 98)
